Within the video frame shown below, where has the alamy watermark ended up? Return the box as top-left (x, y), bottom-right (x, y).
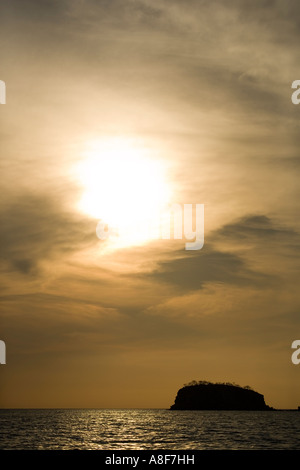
top-left (96, 203), bottom-right (204, 250)
top-left (291, 340), bottom-right (300, 365)
top-left (0, 340), bottom-right (6, 364)
top-left (291, 80), bottom-right (300, 105)
top-left (0, 80), bottom-right (6, 104)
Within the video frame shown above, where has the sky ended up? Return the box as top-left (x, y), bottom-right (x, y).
top-left (0, 0), bottom-right (300, 410)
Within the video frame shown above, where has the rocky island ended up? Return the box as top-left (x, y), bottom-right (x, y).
top-left (170, 381), bottom-right (272, 410)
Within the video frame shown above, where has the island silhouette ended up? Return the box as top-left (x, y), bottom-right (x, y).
top-left (170, 381), bottom-right (273, 410)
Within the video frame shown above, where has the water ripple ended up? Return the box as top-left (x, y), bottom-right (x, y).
top-left (0, 409), bottom-right (299, 450)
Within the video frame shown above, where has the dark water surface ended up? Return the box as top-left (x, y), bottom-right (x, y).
top-left (0, 409), bottom-right (299, 450)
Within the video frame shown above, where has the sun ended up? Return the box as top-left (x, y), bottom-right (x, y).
top-left (75, 137), bottom-right (171, 248)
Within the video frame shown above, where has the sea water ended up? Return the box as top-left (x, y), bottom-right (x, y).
top-left (0, 408), bottom-right (299, 450)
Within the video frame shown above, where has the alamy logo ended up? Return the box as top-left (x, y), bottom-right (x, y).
top-left (291, 340), bottom-right (300, 365)
top-left (0, 80), bottom-right (6, 104)
top-left (291, 80), bottom-right (300, 105)
top-left (0, 340), bottom-right (6, 364)
top-left (96, 203), bottom-right (204, 250)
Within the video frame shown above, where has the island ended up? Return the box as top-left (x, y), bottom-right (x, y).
top-left (170, 381), bottom-right (273, 410)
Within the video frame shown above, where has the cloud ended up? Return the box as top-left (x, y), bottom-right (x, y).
top-left (142, 244), bottom-right (271, 292)
top-left (0, 192), bottom-right (96, 275)
top-left (214, 215), bottom-right (300, 254)
top-left (137, 214), bottom-right (300, 293)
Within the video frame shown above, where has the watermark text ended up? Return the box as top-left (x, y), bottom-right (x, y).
top-left (0, 80), bottom-right (6, 104)
top-left (0, 340), bottom-right (6, 364)
top-left (291, 80), bottom-right (300, 105)
top-left (96, 203), bottom-right (204, 250)
top-left (291, 340), bottom-right (300, 365)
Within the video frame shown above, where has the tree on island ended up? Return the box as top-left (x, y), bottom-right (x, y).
top-left (183, 380), bottom-right (254, 391)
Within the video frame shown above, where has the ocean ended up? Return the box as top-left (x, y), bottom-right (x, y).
top-left (0, 408), bottom-right (299, 450)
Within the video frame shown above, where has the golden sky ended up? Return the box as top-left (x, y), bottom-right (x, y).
top-left (1, 0), bottom-right (300, 409)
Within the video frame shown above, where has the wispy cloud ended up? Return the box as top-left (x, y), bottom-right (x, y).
top-left (0, 192), bottom-right (96, 274)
